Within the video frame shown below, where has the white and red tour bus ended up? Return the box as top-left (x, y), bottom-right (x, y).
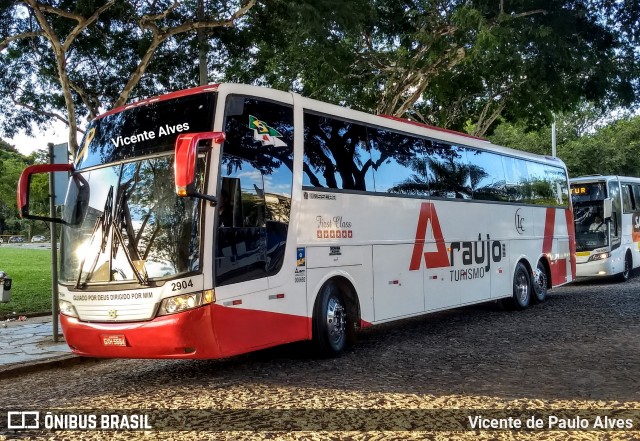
top-left (18, 83), bottom-right (575, 359)
top-left (570, 175), bottom-right (640, 281)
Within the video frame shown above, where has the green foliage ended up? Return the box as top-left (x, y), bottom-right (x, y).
top-left (0, 0), bottom-right (257, 150)
top-left (0, 142), bottom-right (49, 237)
top-left (0, 247), bottom-right (52, 316)
top-left (412, 0), bottom-right (638, 135)
top-left (561, 117), bottom-right (640, 177)
top-left (489, 122), bottom-right (552, 156)
top-left (223, 0), bottom-right (640, 136)
top-left (489, 109), bottom-right (640, 178)
top-left (1, 0), bottom-right (639, 151)
top-left (220, 0), bottom-right (374, 107)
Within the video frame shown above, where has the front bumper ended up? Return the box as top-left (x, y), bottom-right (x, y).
top-left (575, 256), bottom-right (620, 278)
top-left (60, 302), bottom-right (311, 359)
top-left (61, 306), bottom-right (222, 359)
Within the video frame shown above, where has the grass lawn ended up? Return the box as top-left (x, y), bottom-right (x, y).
top-left (0, 247), bottom-right (52, 317)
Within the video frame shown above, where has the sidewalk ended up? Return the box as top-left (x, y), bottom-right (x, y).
top-left (0, 315), bottom-right (79, 376)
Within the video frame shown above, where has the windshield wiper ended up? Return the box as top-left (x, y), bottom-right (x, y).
top-left (111, 188), bottom-right (149, 286)
top-left (74, 183), bottom-right (149, 287)
top-left (75, 186), bottom-right (114, 288)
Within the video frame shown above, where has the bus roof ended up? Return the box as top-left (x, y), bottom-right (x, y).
top-left (96, 84), bottom-right (221, 120)
top-left (378, 115), bottom-right (488, 142)
top-left (570, 175), bottom-right (640, 184)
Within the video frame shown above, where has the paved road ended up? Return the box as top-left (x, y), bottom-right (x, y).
top-left (0, 242), bottom-right (51, 250)
top-left (1, 276), bottom-right (639, 439)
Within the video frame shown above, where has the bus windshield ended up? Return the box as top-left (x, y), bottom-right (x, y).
top-left (573, 201), bottom-right (608, 251)
top-left (571, 182), bottom-right (609, 251)
top-left (60, 156), bottom-right (205, 286)
top-left (58, 89), bottom-right (217, 286)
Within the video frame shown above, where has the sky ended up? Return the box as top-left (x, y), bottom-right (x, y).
top-left (7, 120), bottom-right (71, 156)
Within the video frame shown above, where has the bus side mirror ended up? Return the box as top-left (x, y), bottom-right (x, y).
top-left (17, 163), bottom-right (74, 224)
top-left (603, 198), bottom-right (613, 220)
top-left (174, 131), bottom-right (225, 204)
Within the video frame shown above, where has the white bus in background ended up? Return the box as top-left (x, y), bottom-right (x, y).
top-left (570, 175), bottom-right (640, 281)
top-left (19, 84), bottom-right (575, 359)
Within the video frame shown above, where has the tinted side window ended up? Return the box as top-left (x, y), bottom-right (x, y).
top-left (368, 128), bottom-right (430, 195)
top-left (525, 162), bottom-right (556, 205)
top-left (467, 149), bottom-right (507, 201)
top-left (427, 143), bottom-right (472, 199)
top-left (223, 96), bottom-right (293, 277)
top-left (545, 166), bottom-right (569, 207)
top-left (215, 158), bottom-right (267, 286)
top-left (502, 156), bottom-right (530, 202)
top-left (303, 112), bottom-right (374, 191)
top-left (633, 185), bottom-right (640, 211)
top-left (622, 184), bottom-right (635, 212)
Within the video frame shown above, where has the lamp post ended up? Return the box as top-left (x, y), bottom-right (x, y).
top-left (552, 113), bottom-right (557, 157)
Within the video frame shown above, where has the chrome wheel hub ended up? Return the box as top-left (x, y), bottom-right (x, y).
top-left (516, 272), bottom-right (530, 304)
top-left (534, 268), bottom-right (547, 294)
top-left (326, 297), bottom-right (346, 345)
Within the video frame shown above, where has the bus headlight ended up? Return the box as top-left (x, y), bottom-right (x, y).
top-left (157, 290), bottom-right (215, 316)
top-left (588, 252), bottom-right (610, 262)
top-left (59, 300), bottom-right (78, 318)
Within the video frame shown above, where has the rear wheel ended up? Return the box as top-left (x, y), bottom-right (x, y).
top-left (532, 261), bottom-right (548, 303)
top-left (506, 262), bottom-right (531, 310)
top-left (313, 282), bottom-right (347, 356)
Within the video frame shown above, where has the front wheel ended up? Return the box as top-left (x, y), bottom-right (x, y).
top-left (313, 283), bottom-right (347, 356)
top-left (532, 261), bottom-right (548, 303)
top-left (617, 253), bottom-right (632, 282)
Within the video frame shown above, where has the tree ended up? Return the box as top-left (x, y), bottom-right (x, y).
top-left (1, 0), bottom-right (639, 150)
top-left (489, 108), bottom-right (640, 178)
top-left (410, 0), bottom-right (639, 135)
top-left (0, 0), bottom-right (256, 155)
top-left (0, 140), bottom-right (47, 236)
top-left (224, 0), bottom-right (640, 136)
top-left (560, 117), bottom-right (640, 177)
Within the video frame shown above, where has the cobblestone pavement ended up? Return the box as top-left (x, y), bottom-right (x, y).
top-left (0, 275), bottom-right (639, 440)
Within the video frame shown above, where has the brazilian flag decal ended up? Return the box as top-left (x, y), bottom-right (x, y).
top-left (249, 115), bottom-right (282, 137)
top-left (248, 115), bottom-right (286, 147)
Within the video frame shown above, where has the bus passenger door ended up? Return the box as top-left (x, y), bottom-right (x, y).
top-left (214, 161), bottom-right (268, 291)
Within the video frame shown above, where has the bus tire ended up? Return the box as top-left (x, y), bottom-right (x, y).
top-left (532, 261), bottom-right (548, 303)
top-left (506, 262), bottom-right (531, 310)
top-left (617, 252), bottom-right (632, 282)
top-left (312, 282), bottom-right (347, 357)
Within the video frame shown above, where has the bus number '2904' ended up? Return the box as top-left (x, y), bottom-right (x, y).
top-left (171, 280), bottom-right (194, 291)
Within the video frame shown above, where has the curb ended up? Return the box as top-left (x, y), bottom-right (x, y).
top-left (0, 355), bottom-right (99, 379)
top-left (0, 311), bottom-right (53, 322)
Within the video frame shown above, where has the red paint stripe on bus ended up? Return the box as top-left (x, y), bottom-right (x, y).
top-left (542, 208), bottom-right (556, 255)
top-left (210, 304), bottom-right (309, 357)
top-left (61, 304), bottom-right (311, 359)
top-left (565, 208), bottom-right (577, 278)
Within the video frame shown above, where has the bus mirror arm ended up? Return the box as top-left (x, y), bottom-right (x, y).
top-left (17, 163), bottom-right (74, 223)
top-left (190, 192), bottom-right (218, 206)
top-left (174, 131), bottom-right (225, 201)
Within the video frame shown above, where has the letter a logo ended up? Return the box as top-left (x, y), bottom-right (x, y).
top-left (409, 203), bottom-right (450, 270)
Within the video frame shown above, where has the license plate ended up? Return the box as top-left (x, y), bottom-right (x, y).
top-left (102, 334), bottom-right (127, 346)
top-left (576, 251), bottom-right (590, 257)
